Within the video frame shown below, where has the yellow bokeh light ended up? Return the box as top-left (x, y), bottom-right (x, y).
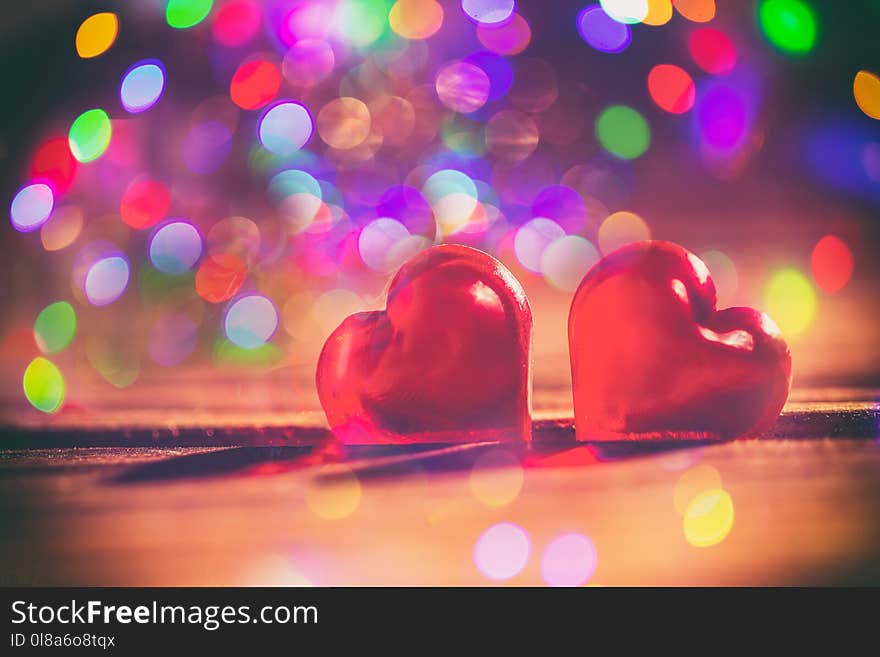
top-left (305, 466), bottom-right (362, 520)
top-left (683, 488), bottom-right (734, 548)
top-left (75, 12), bottom-right (119, 59)
top-left (854, 70), bottom-right (880, 120)
top-left (642, 0), bottom-right (673, 26)
top-left (598, 211), bottom-right (651, 255)
top-left (389, 0), bottom-right (444, 40)
top-left (673, 464), bottom-right (722, 515)
top-left (469, 448), bottom-right (524, 508)
top-left (763, 267), bottom-right (817, 337)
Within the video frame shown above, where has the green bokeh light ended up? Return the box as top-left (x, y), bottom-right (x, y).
top-left (68, 108), bottom-right (112, 163)
top-left (595, 105), bottom-right (651, 160)
top-left (23, 357), bottom-right (65, 413)
top-left (758, 0), bottom-right (817, 55)
top-left (166, 0), bottom-right (214, 29)
top-left (34, 301), bottom-right (77, 354)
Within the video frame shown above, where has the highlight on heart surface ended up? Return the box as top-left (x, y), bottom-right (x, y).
top-left (317, 244), bottom-right (533, 444)
top-left (568, 240), bottom-right (792, 441)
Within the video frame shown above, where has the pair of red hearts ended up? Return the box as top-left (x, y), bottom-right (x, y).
top-left (317, 242), bottom-right (791, 443)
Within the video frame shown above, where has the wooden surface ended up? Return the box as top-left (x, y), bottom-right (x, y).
top-left (1, 388), bottom-right (878, 586)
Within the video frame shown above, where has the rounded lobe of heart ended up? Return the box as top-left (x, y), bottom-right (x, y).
top-left (317, 244), bottom-right (533, 444)
top-left (568, 241), bottom-right (791, 440)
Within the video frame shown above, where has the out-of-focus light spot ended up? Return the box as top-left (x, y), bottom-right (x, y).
top-left (10, 183), bottom-right (53, 232)
top-left (41, 205), bottom-right (83, 251)
top-left (599, 0), bottom-right (648, 24)
top-left (68, 109), bottom-right (112, 163)
top-left (595, 105), bottom-right (650, 159)
top-left (673, 0), bottom-right (715, 23)
top-left (85, 256), bottom-right (130, 306)
top-left (311, 289), bottom-right (364, 335)
top-left (854, 71), bottom-right (880, 120)
top-left (75, 12), bottom-right (118, 59)
top-left (166, 0), bottom-right (214, 29)
top-left (358, 218), bottom-right (426, 273)
top-left (305, 466), bottom-right (362, 520)
top-left (435, 61), bottom-right (491, 114)
top-left (700, 250), bottom-right (738, 303)
top-left (648, 64), bottom-right (696, 114)
top-left (207, 216), bottom-right (261, 263)
top-left (684, 488), bottom-right (734, 548)
top-left (120, 178), bottom-right (171, 229)
top-left (149, 314), bottom-right (198, 367)
top-left (688, 27), bottom-right (737, 75)
top-left (485, 110), bottom-right (539, 163)
top-left (196, 253), bottom-right (247, 302)
top-left (332, 0), bottom-right (389, 48)
top-left (86, 339), bottom-right (139, 389)
top-left (390, 0), bottom-right (444, 39)
top-left (673, 464), bottom-right (722, 514)
top-left (183, 121), bottom-right (232, 174)
top-left (225, 294), bottom-right (278, 349)
top-left (212, 0), bottom-right (262, 46)
top-left (149, 222), bottom-right (203, 275)
top-left (283, 39), bottom-right (335, 87)
top-left (477, 12), bottom-right (531, 55)
top-left (763, 268), bottom-right (817, 337)
top-left (696, 82), bottom-right (750, 152)
top-left (23, 357), bottom-right (65, 414)
top-left (462, 0), bottom-right (515, 25)
top-left (423, 169), bottom-right (478, 205)
top-left (811, 235), bottom-right (853, 293)
top-left (515, 218), bottom-right (565, 273)
top-left (577, 5), bottom-right (631, 54)
top-left (642, 0), bottom-right (672, 26)
top-left (259, 101), bottom-right (313, 155)
top-left (30, 137), bottom-right (77, 194)
top-left (34, 302), bottom-right (77, 355)
top-left (469, 448), bottom-right (523, 508)
top-left (541, 533), bottom-right (598, 587)
top-left (541, 235), bottom-right (599, 292)
top-left (120, 61), bottom-right (165, 114)
top-left (598, 211), bottom-right (650, 254)
top-left (230, 60), bottom-right (281, 110)
top-left (474, 522), bottom-right (530, 580)
top-left (318, 97), bottom-right (372, 149)
top-left (758, 0), bottom-right (817, 56)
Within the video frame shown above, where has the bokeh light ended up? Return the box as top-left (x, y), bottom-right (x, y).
top-left (166, 0), bottom-right (214, 29)
top-left (30, 137), bottom-right (77, 195)
top-left (811, 235), bottom-right (853, 293)
top-left (642, 0), bottom-right (672, 26)
top-left (23, 357), bottom-right (65, 414)
top-left (10, 183), bottom-right (54, 233)
top-left (758, 0), bottom-right (817, 56)
top-left (435, 61), bottom-right (491, 114)
top-left (305, 467), bottom-right (362, 520)
top-left (595, 105), bottom-right (650, 159)
top-left (541, 533), bottom-right (598, 587)
top-left (597, 210), bottom-right (650, 254)
top-left (212, 0), bottom-right (262, 46)
top-left (34, 302), bottom-right (77, 355)
top-left (224, 294), bottom-right (278, 349)
top-left (469, 448), bottom-right (524, 508)
top-left (599, 0), bottom-right (648, 24)
top-left (85, 255), bottom-right (131, 306)
top-left (648, 64), bottom-right (696, 114)
top-left (853, 70), bottom-right (880, 120)
top-left (389, 0), bottom-right (444, 40)
top-left (673, 464), bottom-right (722, 514)
top-left (474, 522), bottom-right (530, 580)
top-left (120, 178), bottom-right (171, 229)
top-left (149, 314), bottom-right (198, 367)
top-left (282, 39), bottom-right (336, 87)
top-left (683, 488), bottom-right (734, 548)
top-left (120, 60), bottom-right (166, 114)
top-left (477, 12), bottom-right (531, 55)
top-left (40, 205), bottom-right (83, 251)
top-left (318, 97), bottom-right (372, 149)
top-left (149, 221), bottom-right (203, 275)
top-left (230, 60), bottom-right (281, 110)
top-left (577, 5), bottom-right (631, 54)
top-left (673, 0), bottom-right (715, 23)
top-left (688, 27), bottom-right (737, 75)
top-left (68, 109), bottom-right (112, 163)
top-left (462, 0), bottom-right (516, 25)
top-left (515, 218), bottom-right (565, 273)
top-left (195, 254), bottom-right (247, 303)
top-left (541, 235), bottom-right (600, 292)
top-left (763, 267), bottom-right (817, 337)
top-left (259, 101), bottom-right (313, 155)
top-left (75, 12), bottom-right (118, 59)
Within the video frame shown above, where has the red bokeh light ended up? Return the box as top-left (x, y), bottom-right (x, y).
top-left (230, 60), bottom-right (282, 110)
top-left (688, 27), bottom-right (737, 75)
top-left (647, 64), bottom-right (696, 114)
top-left (29, 136), bottom-right (78, 194)
top-left (120, 178), bottom-right (171, 229)
top-left (811, 235), bottom-right (854, 293)
top-left (195, 253), bottom-right (247, 303)
top-left (212, 0), bottom-right (262, 47)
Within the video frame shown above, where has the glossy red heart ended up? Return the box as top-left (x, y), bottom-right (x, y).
top-left (569, 241), bottom-right (791, 440)
top-left (317, 244), bottom-right (533, 444)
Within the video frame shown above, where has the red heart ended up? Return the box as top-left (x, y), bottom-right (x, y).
top-left (317, 244), bottom-right (533, 443)
top-left (569, 241), bottom-right (791, 440)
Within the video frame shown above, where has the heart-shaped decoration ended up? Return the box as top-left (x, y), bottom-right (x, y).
top-left (317, 244), bottom-right (533, 443)
top-left (569, 241), bottom-right (791, 440)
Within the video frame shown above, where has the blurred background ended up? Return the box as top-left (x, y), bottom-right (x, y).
top-left (1, 0), bottom-right (878, 427)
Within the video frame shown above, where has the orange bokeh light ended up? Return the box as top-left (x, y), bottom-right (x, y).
top-left (811, 235), bottom-right (854, 293)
